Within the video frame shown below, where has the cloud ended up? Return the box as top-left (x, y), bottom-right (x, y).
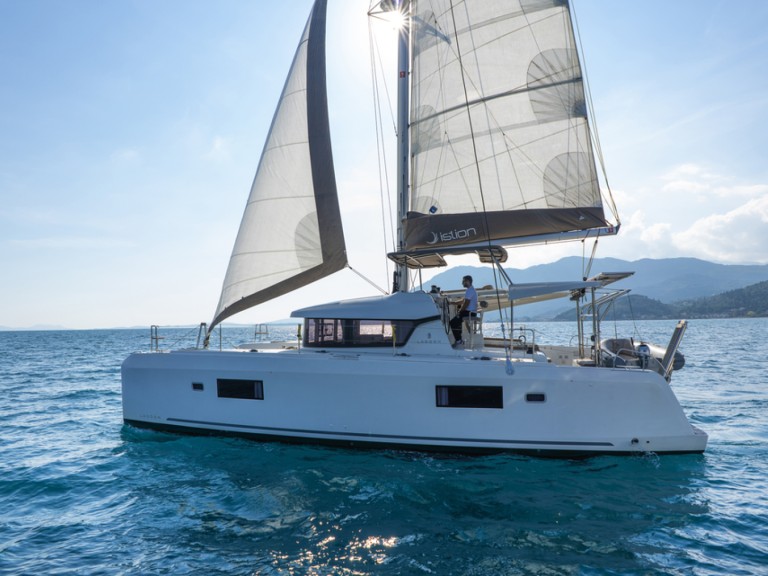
top-left (660, 164), bottom-right (767, 199)
top-left (604, 164), bottom-right (768, 264)
top-left (673, 196), bottom-right (768, 264)
top-left (660, 164), bottom-right (724, 201)
top-left (610, 210), bottom-right (678, 259)
top-left (661, 179), bottom-right (709, 195)
top-left (662, 164), bottom-right (714, 180)
top-left (640, 222), bottom-right (673, 245)
top-left (711, 183), bottom-right (768, 198)
top-left (110, 148), bottom-right (141, 164)
top-left (205, 136), bottom-right (231, 162)
top-left (660, 165), bottom-right (768, 263)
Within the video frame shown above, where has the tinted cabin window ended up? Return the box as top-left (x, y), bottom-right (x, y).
top-left (304, 319), bottom-right (418, 348)
top-left (436, 386), bottom-right (503, 409)
top-left (217, 379), bottom-right (264, 400)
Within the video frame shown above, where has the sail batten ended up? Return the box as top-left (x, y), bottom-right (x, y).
top-left (209, 0), bottom-right (345, 333)
top-left (406, 0), bottom-right (612, 253)
top-left (411, 76), bottom-right (584, 129)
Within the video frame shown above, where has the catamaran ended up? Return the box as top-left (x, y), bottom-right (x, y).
top-left (121, 0), bottom-right (707, 456)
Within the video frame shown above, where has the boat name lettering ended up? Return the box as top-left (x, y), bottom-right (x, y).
top-left (427, 227), bottom-right (478, 245)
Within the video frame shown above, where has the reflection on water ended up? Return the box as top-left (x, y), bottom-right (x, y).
top-left (115, 431), bottom-right (712, 574)
top-left (1, 319), bottom-right (766, 575)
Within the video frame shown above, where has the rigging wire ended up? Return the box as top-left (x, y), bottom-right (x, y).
top-left (369, 24), bottom-right (392, 249)
top-left (570, 0), bottom-right (620, 225)
top-left (582, 236), bottom-right (599, 280)
top-left (626, 294), bottom-right (643, 342)
top-left (447, 1), bottom-right (512, 353)
top-left (367, 12), bottom-right (400, 289)
top-left (347, 264), bottom-right (389, 295)
top-left (368, 8), bottom-right (399, 139)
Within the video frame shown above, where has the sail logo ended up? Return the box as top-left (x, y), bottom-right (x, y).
top-left (426, 227), bottom-right (478, 245)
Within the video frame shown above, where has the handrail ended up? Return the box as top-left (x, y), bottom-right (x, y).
top-left (195, 323), bottom-right (208, 349)
top-left (662, 320), bottom-right (688, 380)
top-left (150, 325), bottom-right (163, 352)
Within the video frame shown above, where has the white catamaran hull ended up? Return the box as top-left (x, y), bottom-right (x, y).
top-left (120, 1), bottom-right (709, 457)
top-left (122, 347), bottom-right (706, 456)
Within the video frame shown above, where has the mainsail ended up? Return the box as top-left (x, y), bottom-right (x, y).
top-left (404, 0), bottom-right (614, 253)
top-left (209, 0), bottom-right (346, 333)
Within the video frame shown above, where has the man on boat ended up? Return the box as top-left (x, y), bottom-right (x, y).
top-left (450, 275), bottom-right (478, 347)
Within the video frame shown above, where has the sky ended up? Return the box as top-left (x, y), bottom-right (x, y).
top-left (1, 0), bottom-right (767, 329)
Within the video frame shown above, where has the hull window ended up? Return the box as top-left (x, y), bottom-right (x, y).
top-left (304, 318), bottom-right (419, 348)
top-left (526, 393), bottom-right (546, 402)
top-left (217, 379), bottom-right (264, 400)
top-left (436, 385), bottom-right (503, 409)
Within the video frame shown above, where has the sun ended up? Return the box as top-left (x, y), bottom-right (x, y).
top-left (370, 0), bottom-right (409, 30)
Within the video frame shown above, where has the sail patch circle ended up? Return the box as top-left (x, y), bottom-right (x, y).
top-left (543, 152), bottom-right (599, 209)
top-left (528, 48), bottom-right (586, 122)
top-left (295, 212), bottom-right (322, 270)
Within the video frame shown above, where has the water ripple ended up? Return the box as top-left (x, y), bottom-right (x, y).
top-left (1, 322), bottom-right (767, 575)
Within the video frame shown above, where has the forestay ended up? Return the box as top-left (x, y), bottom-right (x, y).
top-left (405, 0), bottom-right (613, 252)
top-left (209, 0), bottom-right (346, 333)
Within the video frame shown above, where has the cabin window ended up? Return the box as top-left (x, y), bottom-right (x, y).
top-left (435, 385), bottom-right (503, 409)
top-left (526, 393), bottom-right (546, 403)
top-left (217, 379), bottom-right (264, 400)
top-left (304, 318), bottom-right (418, 348)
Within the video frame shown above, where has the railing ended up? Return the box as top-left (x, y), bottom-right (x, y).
top-left (254, 323), bottom-right (270, 342)
top-left (662, 320), bottom-right (688, 380)
top-left (196, 323), bottom-right (208, 349)
top-left (148, 323), bottom-right (210, 352)
top-left (150, 325), bottom-right (163, 352)
top-left (512, 326), bottom-right (536, 350)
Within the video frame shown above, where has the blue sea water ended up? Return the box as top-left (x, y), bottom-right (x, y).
top-left (1, 319), bottom-right (767, 575)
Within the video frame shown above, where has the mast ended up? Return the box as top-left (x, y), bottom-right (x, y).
top-left (394, 0), bottom-right (410, 293)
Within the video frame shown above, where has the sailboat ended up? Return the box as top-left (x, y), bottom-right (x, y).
top-left (121, 0), bottom-right (707, 456)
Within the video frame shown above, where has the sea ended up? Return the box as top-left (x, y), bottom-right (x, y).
top-left (1, 318), bottom-right (766, 575)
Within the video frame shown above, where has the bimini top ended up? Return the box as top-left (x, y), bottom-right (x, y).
top-left (291, 291), bottom-right (439, 320)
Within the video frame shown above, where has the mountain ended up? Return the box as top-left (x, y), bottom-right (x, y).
top-left (552, 295), bottom-right (679, 322)
top-left (428, 257), bottom-right (768, 300)
top-left (426, 257), bottom-right (768, 320)
top-left (0, 324), bottom-right (70, 331)
top-left (676, 280), bottom-right (768, 318)
top-left (550, 281), bottom-right (768, 320)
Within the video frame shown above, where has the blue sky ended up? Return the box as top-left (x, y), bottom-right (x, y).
top-left (1, 0), bottom-right (766, 329)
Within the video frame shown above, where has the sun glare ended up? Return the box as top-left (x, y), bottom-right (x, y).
top-left (388, 8), bottom-right (407, 30)
top-left (371, 0), bottom-right (409, 31)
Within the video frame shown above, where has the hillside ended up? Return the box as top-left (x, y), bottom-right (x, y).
top-left (551, 282), bottom-right (768, 321)
top-left (426, 257), bottom-right (768, 320)
top-left (552, 295), bottom-right (679, 322)
top-left (676, 280), bottom-right (768, 318)
top-left (427, 257), bottom-right (768, 301)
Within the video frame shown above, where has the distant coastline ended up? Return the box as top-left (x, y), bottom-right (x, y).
top-left (4, 257), bottom-right (767, 330)
top-left (427, 256), bottom-right (768, 322)
top-left (550, 280), bottom-right (768, 321)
